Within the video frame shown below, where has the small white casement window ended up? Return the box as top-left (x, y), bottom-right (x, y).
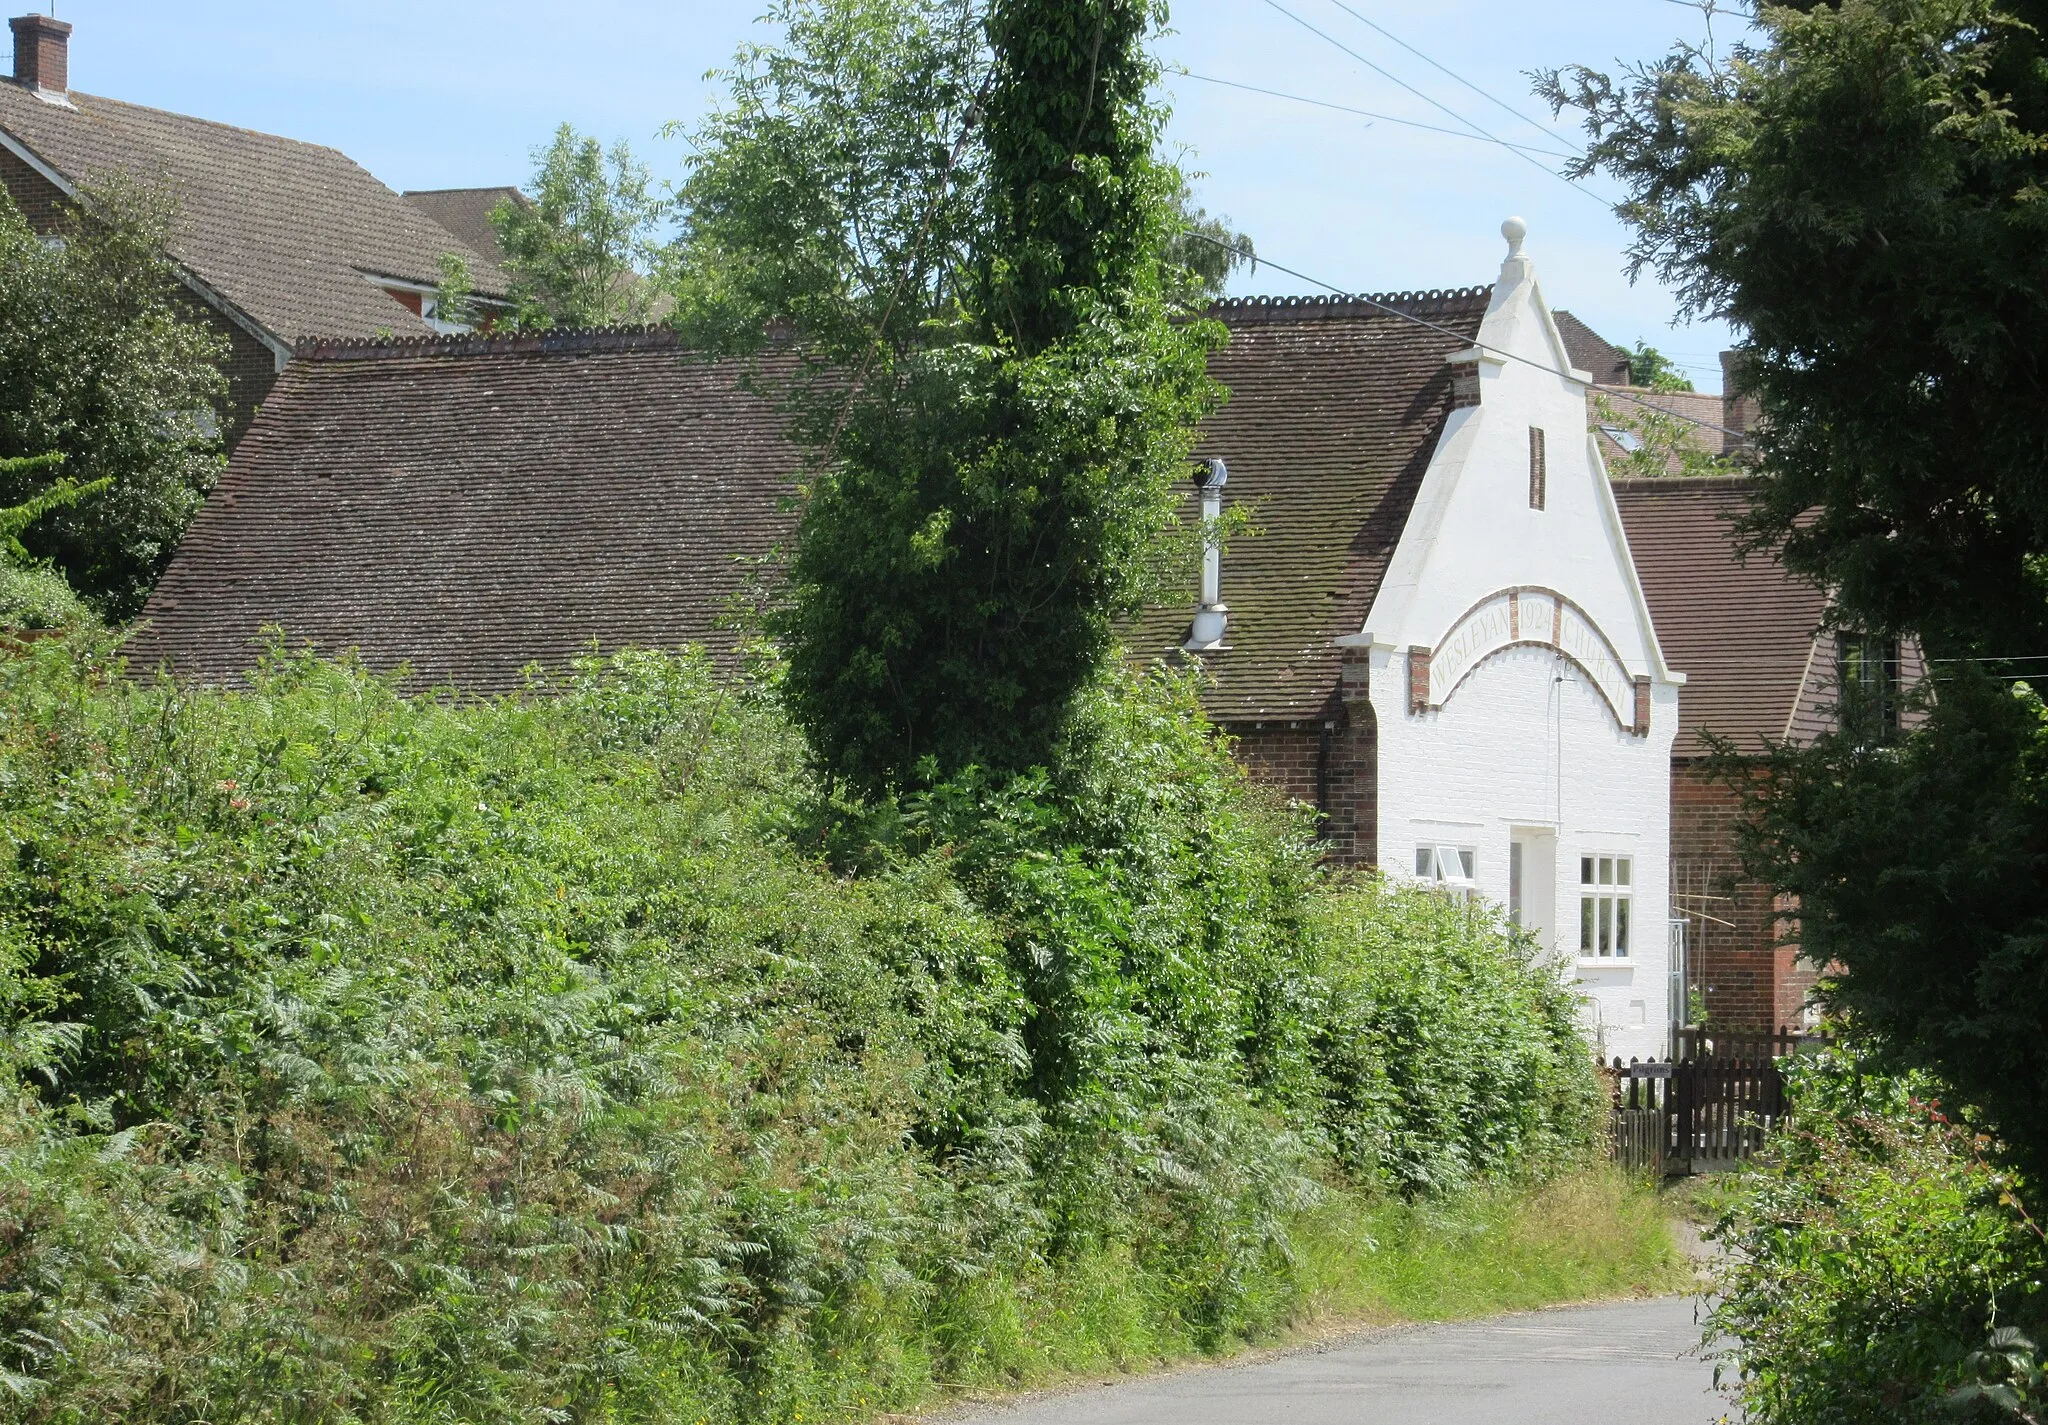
top-left (1579, 854), bottom-right (1631, 957)
top-left (1417, 844), bottom-right (1478, 897)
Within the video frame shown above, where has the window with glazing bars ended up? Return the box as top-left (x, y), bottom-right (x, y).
top-left (1838, 633), bottom-right (1901, 733)
top-left (1529, 426), bottom-right (1547, 509)
top-left (1579, 854), bottom-right (1631, 957)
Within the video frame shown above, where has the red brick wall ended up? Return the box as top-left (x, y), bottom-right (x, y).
top-left (1671, 760), bottom-right (1809, 1029)
top-left (3, 150), bottom-right (278, 445)
top-left (0, 145), bottom-right (66, 230)
top-left (1225, 650), bottom-right (1379, 866)
top-left (170, 287), bottom-right (280, 445)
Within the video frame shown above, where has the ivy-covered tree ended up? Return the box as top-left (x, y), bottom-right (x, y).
top-left (1545, 0), bottom-right (2048, 1180)
top-left (673, 0), bottom-right (1222, 796)
top-left (0, 180), bottom-right (226, 619)
top-left (492, 124), bottom-right (669, 328)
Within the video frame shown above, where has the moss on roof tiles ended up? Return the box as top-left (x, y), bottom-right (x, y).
top-left (1130, 290), bottom-right (1490, 722)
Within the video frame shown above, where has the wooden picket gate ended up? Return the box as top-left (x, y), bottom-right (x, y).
top-left (1608, 1029), bottom-right (1828, 1175)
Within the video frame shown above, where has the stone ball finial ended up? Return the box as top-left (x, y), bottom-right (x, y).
top-left (1502, 215), bottom-right (1528, 255)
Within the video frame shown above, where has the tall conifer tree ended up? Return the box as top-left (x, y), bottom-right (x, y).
top-left (673, 0), bottom-right (1220, 798)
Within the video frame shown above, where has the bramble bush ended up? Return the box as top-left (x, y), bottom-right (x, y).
top-left (0, 638), bottom-right (1602, 1422)
top-left (1705, 1045), bottom-right (2048, 1425)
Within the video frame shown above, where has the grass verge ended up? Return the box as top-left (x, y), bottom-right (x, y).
top-left (904, 1164), bottom-right (1688, 1418)
top-left (1290, 1163), bottom-right (1690, 1328)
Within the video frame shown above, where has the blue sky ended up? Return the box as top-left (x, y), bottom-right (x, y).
top-left (27, 0), bottom-right (1742, 389)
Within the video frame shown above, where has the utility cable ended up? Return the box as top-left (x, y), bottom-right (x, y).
top-left (1177, 70), bottom-right (1579, 159)
top-left (1319, 0), bottom-right (1581, 152)
top-left (1256, 0), bottom-right (1609, 205)
top-left (1183, 230), bottom-right (1750, 442)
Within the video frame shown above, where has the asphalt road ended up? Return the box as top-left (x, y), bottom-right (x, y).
top-left (952, 1296), bottom-right (1729, 1425)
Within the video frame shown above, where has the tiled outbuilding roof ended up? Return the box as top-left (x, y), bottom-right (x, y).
top-left (1612, 476), bottom-right (1828, 754)
top-left (127, 329), bottom-right (799, 689)
top-left (0, 80), bottom-right (510, 343)
top-left (133, 291), bottom-right (1491, 705)
top-left (1130, 288), bottom-right (1493, 723)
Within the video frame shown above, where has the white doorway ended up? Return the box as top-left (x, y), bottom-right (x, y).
top-left (1509, 829), bottom-right (1557, 951)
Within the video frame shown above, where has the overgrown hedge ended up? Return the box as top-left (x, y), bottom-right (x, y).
top-left (0, 638), bottom-right (1597, 1422)
top-left (1707, 1047), bottom-right (2048, 1424)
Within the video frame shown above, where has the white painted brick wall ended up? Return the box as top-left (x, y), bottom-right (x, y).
top-left (1349, 221), bottom-right (1683, 1063)
top-left (1373, 643), bottom-right (1676, 1062)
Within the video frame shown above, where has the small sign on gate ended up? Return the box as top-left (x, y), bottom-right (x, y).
top-left (1627, 1062), bottom-right (1673, 1079)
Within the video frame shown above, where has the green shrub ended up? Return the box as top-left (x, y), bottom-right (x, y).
top-left (0, 562), bottom-right (92, 631)
top-left (1705, 1046), bottom-right (2046, 1424)
top-left (1310, 887), bottom-right (1602, 1195)
top-left (0, 640), bottom-right (1604, 1421)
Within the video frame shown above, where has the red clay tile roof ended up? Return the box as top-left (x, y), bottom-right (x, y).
top-left (1130, 288), bottom-right (1493, 723)
top-left (0, 80), bottom-right (510, 342)
top-left (1612, 476), bottom-right (1828, 754)
top-left (1553, 309), bottom-right (1632, 386)
top-left (127, 329), bottom-right (798, 689)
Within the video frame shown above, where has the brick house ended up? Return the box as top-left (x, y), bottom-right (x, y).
top-left (131, 218), bottom-right (1687, 1060)
top-left (400, 187), bottom-right (525, 267)
top-left (0, 14), bottom-right (511, 444)
top-left (1612, 477), bottom-right (1921, 1031)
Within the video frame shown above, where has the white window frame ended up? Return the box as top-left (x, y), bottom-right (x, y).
top-left (1416, 844), bottom-right (1478, 899)
top-left (1578, 853), bottom-right (1633, 958)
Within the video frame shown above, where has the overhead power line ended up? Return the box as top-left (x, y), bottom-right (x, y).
top-left (1182, 230), bottom-right (1748, 442)
top-left (1319, 0), bottom-right (1581, 153)
top-left (1177, 71), bottom-right (1580, 160)
top-left (1255, 0), bottom-right (1609, 206)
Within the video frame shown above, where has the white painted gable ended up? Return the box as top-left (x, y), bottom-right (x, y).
top-left (1355, 218), bottom-right (1675, 688)
top-left (1346, 219), bottom-right (1684, 1063)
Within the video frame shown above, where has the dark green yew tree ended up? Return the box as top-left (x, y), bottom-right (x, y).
top-left (1547, 0), bottom-right (2048, 1179)
top-left (674, 0), bottom-right (1221, 797)
top-left (1546, 0), bottom-right (2048, 658)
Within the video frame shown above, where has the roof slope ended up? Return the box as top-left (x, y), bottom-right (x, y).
top-left (1553, 309), bottom-right (1631, 386)
top-left (403, 186), bottom-right (521, 267)
top-left (1592, 385), bottom-right (1732, 472)
top-left (1130, 289), bottom-right (1491, 722)
top-left (1612, 476), bottom-right (1828, 753)
top-left (127, 330), bottom-right (798, 690)
top-left (135, 291), bottom-right (1488, 705)
top-left (0, 82), bottom-right (510, 341)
